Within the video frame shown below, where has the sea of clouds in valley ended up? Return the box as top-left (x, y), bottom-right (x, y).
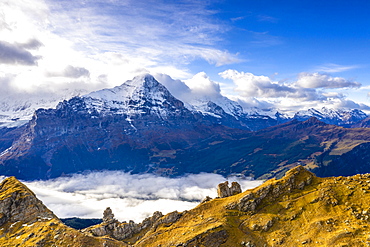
top-left (5, 171), bottom-right (263, 223)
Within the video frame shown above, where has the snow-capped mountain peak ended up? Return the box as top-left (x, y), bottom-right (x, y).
top-left (80, 74), bottom-right (185, 117)
top-left (86, 74), bottom-right (168, 102)
top-left (294, 107), bottom-right (367, 126)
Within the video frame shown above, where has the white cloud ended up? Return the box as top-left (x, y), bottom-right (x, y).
top-left (153, 73), bottom-right (191, 100)
top-left (155, 72), bottom-right (231, 108)
top-left (20, 171), bottom-right (262, 222)
top-left (46, 0), bottom-right (240, 67)
top-left (219, 69), bottom-right (369, 114)
top-left (219, 69), bottom-right (295, 98)
top-left (0, 0), bottom-right (242, 111)
top-left (184, 72), bottom-right (221, 97)
top-left (297, 72), bottom-right (361, 89)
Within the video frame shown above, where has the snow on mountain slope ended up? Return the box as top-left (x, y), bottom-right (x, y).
top-left (82, 74), bottom-right (186, 118)
top-left (0, 89), bottom-right (86, 128)
top-left (184, 96), bottom-right (244, 119)
top-left (294, 107), bottom-right (367, 125)
top-left (242, 107), bottom-right (290, 120)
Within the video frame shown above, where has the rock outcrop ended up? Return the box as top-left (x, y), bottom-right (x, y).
top-left (217, 181), bottom-right (242, 198)
top-left (103, 207), bottom-right (115, 223)
top-left (84, 208), bottom-right (183, 242)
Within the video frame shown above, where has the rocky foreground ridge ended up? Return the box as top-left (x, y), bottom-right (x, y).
top-left (2, 166), bottom-right (370, 246)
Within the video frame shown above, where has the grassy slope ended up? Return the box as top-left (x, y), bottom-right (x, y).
top-left (133, 166), bottom-right (370, 246)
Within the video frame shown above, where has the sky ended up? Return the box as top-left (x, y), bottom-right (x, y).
top-left (1, 0), bottom-right (370, 114)
top-left (15, 171), bottom-right (262, 222)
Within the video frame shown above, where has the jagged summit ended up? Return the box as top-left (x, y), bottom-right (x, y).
top-left (86, 74), bottom-right (167, 100)
top-left (82, 73), bottom-right (185, 117)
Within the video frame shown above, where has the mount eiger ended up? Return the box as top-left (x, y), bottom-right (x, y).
top-left (0, 74), bottom-right (370, 180)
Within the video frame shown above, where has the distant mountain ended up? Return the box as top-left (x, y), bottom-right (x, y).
top-left (294, 107), bottom-right (367, 127)
top-left (0, 88), bottom-right (86, 128)
top-left (3, 167), bottom-right (370, 246)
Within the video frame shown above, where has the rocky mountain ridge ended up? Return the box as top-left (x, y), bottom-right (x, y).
top-left (2, 166), bottom-right (370, 246)
top-left (294, 107), bottom-right (368, 127)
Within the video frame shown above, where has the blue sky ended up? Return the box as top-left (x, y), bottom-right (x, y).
top-left (214, 0), bottom-right (370, 78)
top-left (1, 0), bottom-right (370, 114)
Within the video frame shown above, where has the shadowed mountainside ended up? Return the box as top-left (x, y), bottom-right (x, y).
top-left (2, 115), bottom-right (370, 180)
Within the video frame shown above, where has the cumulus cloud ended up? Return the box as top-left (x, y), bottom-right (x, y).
top-left (0, 41), bottom-right (41, 65)
top-left (335, 99), bottom-right (370, 111)
top-left (46, 65), bottom-right (91, 78)
top-left (231, 97), bottom-right (275, 110)
top-left (297, 72), bottom-right (361, 89)
top-left (219, 69), bottom-right (295, 98)
top-left (155, 72), bottom-right (224, 102)
top-left (184, 72), bottom-right (222, 97)
top-left (153, 73), bottom-right (191, 101)
top-left (219, 69), bottom-right (369, 114)
top-left (20, 171), bottom-right (262, 222)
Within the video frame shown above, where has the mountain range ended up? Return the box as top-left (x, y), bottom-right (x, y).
top-left (2, 166), bottom-right (370, 246)
top-left (0, 74), bottom-right (367, 130)
top-left (0, 74), bottom-right (370, 180)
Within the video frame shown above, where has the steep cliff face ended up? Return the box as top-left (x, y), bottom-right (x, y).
top-left (0, 177), bottom-right (127, 247)
top-left (0, 176), bottom-right (56, 225)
